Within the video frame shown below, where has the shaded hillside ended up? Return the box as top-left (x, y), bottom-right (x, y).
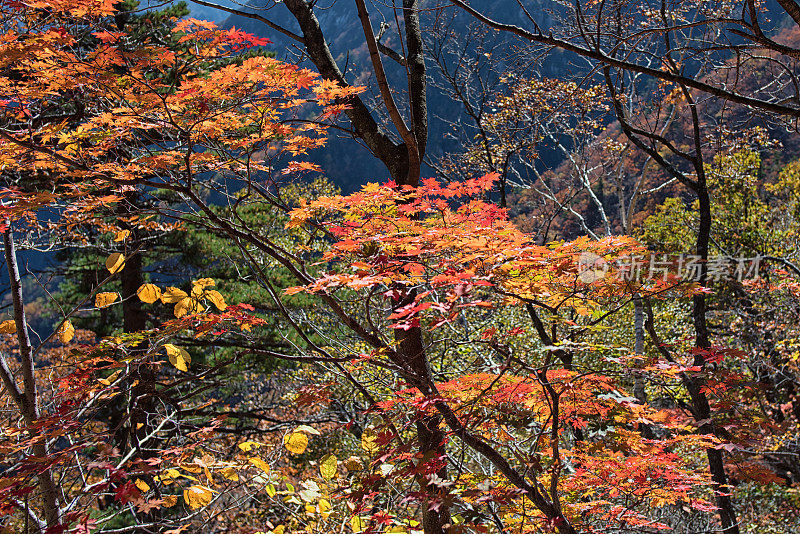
top-left (215, 1), bottom-right (798, 194)
top-left (512, 23), bottom-right (800, 242)
top-left (218, 0), bottom-right (571, 191)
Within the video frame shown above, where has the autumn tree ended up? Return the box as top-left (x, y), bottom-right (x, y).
top-left (0, 3), bottom-right (721, 532)
top-left (441, 2), bottom-right (800, 532)
top-left (0, 1), bottom-right (354, 532)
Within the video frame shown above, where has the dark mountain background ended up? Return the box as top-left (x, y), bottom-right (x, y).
top-left (213, 0), bottom-right (798, 193)
top-left (216, 0), bottom-right (576, 191)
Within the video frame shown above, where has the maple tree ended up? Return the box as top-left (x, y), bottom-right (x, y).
top-left (280, 173), bottom-right (722, 534)
top-left (442, 4), bottom-right (800, 531)
top-left (0, 1), bottom-right (355, 532)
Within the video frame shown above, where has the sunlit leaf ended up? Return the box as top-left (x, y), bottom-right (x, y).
top-left (183, 485), bottom-right (214, 509)
top-left (351, 516), bottom-right (366, 533)
top-left (95, 292), bottom-right (118, 308)
top-left (319, 454), bottom-right (337, 480)
top-left (113, 229), bottom-right (130, 242)
top-left (220, 467), bottom-right (238, 481)
top-left (97, 369), bottom-right (121, 387)
top-left (137, 284), bottom-right (162, 304)
top-left (0, 320), bottom-right (16, 334)
top-left (161, 468), bottom-right (181, 485)
top-left (58, 320), bottom-right (75, 344)
top-left (105, 252), bottom-right (125, 274)
top-left (318, 498), bottom-right (331, 513)
top-left (238, 441), bottom-right (261, 452)
top-left (174, 297), bottom-right (197, 318)
top-left (134, 479), bottom-right (150, 492)
top-left (204, 290), bottom-right (227, 311)
top-left (343, 456), bottom-right (363, 472)
top-left (361, 427), bottom-right (379, 454)
top-left (284, 431), bottom-right (309, 454)
top-left (161, 287), bottom-right (188, 304)
top-left (164, 344), bottom-right (190, 372)
top-left (249, 457), bottom-right (270, 474)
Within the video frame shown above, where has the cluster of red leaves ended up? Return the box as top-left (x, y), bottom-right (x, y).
top-left (348, 368), bottom-right (717, 533)
top-left (287, 175), bottom-right (698, 329)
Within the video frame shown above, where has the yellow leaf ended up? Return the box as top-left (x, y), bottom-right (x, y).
top-left (191, 284), bottom-right (204, 298)
top-left (351, 516), bottom-right (366, 533)
top-left (284, 431), bottom-right (309, 455)
top-left (180, 464), bottom-right (202, 474)
top-left (249, 457), bottom-right (270, 474)
top-left (361, 428), bottom-right (379, 454)
top-left (319, 454), bottom-right (337, 480)
top-left (183, 485), bottom-right (213, 510)
top-left (95, 292), bottom-right (118, 308)
top-left (174, 297), bottom-right (197, 318)
top-left (134, 479), bottom-right (150, 492)
top-left (204, 290), bottom-right (227, 311)
top-left (238, 441), bottom-right (261, 452)
top-left (164, 344), bottom-right (190, 372)
top-left (193, 278), bottom-right (215, 288)
top-left (266, 484), bottom-right (277, 498)
top-left (318, 498), bottom-right (331, 513)
top-left (220, 467), bottom-right (239, 481)
top-left (161, 468), bottom-right (181, 485)
top-left (113, 229), bottom-right (130, 242)
top-left (97, 369), bottom-right (121, 387)
top-left (58, 320), bottom-right (75, 344)
top-left (105, 252), bottom-right (125, 274)
top-left (160, 287), bottom-right (188, 304)
top-left (137, 284), bottom-right (161, 304)
top-left (272, 526), bottom-right (285, 534)
top-left (162, 495), bottom-right (179, 508)
top-left (0, 320), bottom-right (16, 334)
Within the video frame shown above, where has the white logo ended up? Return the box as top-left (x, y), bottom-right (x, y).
top-left (577, 252), bottom-right (608, 283)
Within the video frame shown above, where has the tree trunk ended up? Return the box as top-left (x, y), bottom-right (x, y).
top-left (690, 186), bottom-right (740, 534)
top-left (395, 316), bottom-right (452, 534)
top-left (1, 226), bottom-right (61, 531)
